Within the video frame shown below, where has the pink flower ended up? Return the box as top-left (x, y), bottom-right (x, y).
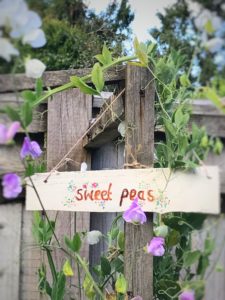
top-left (2, 173), bottom-right (22, 199)
top-left (123, 197), bottom-right (147, 225)
top-left (0, 121), bottom-right (20, 144)
top-left (20, 137), bottom-right (42, 159)
top-left (92, 182), bottom-right (98, 188)
top-left (179, 290), bottom-right (195, 300)
top-left (147, 237), bottom-right (165, 256)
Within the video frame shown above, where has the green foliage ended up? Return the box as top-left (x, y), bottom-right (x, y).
top-left (65, 233), bottom-right (82, 252)
top-left (0, 0), bottom-right (134, 73)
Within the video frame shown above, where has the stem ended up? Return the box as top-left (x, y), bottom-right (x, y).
top-left (33, 55), bottom-right (136, 106)
top-left (75, 253), bottom-right (105, 300)
top-left (45, 248), bottom-right (57, 282)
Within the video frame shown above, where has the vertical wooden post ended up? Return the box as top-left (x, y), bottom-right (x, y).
top-left (47, 89), bottom-right (92, 299)
top-left (124, 65), bottom-right (155, 299)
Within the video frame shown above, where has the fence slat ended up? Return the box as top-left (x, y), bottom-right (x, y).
top-left (90, 142), bottom-right (124, 268)
top-left (0, 203), bottom-right (22, 300)
top-left (0, 68), bottom-right (125, 92)
top-left (124, 65), bottom-right (155, 299)
top-left (47, 89), bottom-right (92, 299)
top-left (20, 208), bottom-right (45, 300)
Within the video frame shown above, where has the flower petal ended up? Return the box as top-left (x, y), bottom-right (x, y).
top-left (6, 121), bottom-right (20, 141)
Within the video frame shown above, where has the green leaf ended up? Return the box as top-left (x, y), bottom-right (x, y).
top-left (204, 235), bottom-right (215, 256)
top-left (203, 87), bottom-right (225, 113)
top-left (133, 37), bottom-right (148, 67)
top-left (20, 101), bottom-right (33, 128)
top-left (95, 54), bottom-right (106, 65)
top-left (183, 250), bottom-right (201, 268)
top-left (166, 229), bottom-right (180, 247)
top-left (179, 73), bottom-right (191, 87)
top-left (35, 78), bottom-right (43, 98)
top-left (4, 106), bottom-right (21, 122)
top-left (51, 272), bottom-right (66, 300)
top-left (174, 107), bottom-right (184, 128)
top-left (91, 63), bottom-right (104, 92)
top-left (164, 119), bottom-right (176, 137)
top-left (115, 274), bottom-right (127, 294)
top-left (72, 233), bottom-right (82, 252)
top-left (101, 256), bottom-right (111, 276)
top-left (111, 227), bottom-right (119, 240)
top-left (65, 233), bottom-right (82, 252)
top-left (70, 76), bottom-right (99, 95)
top-left (197, 255), bottom-right (209, 277)
top-left (102, 44), bottom-right (112, 65)
top-left (118, 231), bottom-right (125, 251)
top-left (83, 275), bottom-right (95, 299)
top-left (21, 90), bottom-right (36, 103)
top-left (63, 259), bottom-right (74, 277)
top-left (213, 138), bottom-right (223, 155)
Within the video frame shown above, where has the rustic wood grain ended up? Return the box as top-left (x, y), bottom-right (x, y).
top-left (124, 65), bottom-right (154, 300)
top-left (90, 142), bottom-right (124, 267)
top-left (0, 203), bottom-right (22, 300)
top-left (0, 145), bottom-right (24, 175)
top-left (47, 89), bottom-right (92, 299)
top-left (20, 207), bottom-right (45, 300)
top-left (83, 94), bottom-right (124, 148)
top-left (0, 68), bottom-right (125, 92)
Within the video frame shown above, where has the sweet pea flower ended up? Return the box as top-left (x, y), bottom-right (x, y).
top-left (20, 137), bottom-right (42, 159)
top-left (0, 122), bottom-right (20, 144)
top-left (147, 237), bottom-right (165, 256)
top-left (86, 230), bottom-right (102, 245)
top-left (123, 197), bottom-right (147, 225)
top-left (0, 38), bottom-right (19, 62)
top-left (25, 58), bottom-right (46, 79)
top-left (2, 173), bottom-right (22, 199)
top-left (179, 290), bottom-right (195, 300)
top-left (204, 37), bottom-right (224, 53)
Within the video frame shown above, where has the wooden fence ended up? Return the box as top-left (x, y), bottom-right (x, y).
top-left (0, 66), bottom-right (225, 300)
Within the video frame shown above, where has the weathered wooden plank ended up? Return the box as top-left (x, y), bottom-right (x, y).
top-left (0, 103), bottom-right (47, 133)
top-left (206, 147), bottom-right (225, 194)
top-left (90, 142), bottom-right (124, 267)
top-left (20, 207), bottom-right (45, 300)
top-left (84, 93), bottom-right (124, 148)
top-left (47, 88), bottom-right (92, 299)
top-left (191, 115), bottom-right (225, 138)
top-left (124, 65), bottom-right (154, 299)
top-left (0, 68), bottom-right (125, 92)
top-left (0, 203), bottom-right (22, 300)
top-left (0, 145), bottom-right (24, 175)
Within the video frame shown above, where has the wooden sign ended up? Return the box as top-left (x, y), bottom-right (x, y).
top-left (26, 167), bottom-right (220, 214)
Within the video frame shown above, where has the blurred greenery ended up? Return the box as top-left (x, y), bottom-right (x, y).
top-left (0, 0), bottom-right (134, 73)
top-left (150, 0), bottom-right (225, 85)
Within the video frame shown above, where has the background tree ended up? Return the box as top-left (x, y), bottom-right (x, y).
top-left (0, 0), bottom-right (134, 73)
top-left (150, 0), bottom-right (225, 86)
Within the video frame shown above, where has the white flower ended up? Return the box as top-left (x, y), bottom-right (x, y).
top-left (0, 38), bottom-right (19, 61)
top-left (80, 162), bottom-right (88, 172)
top-left (194, 8), bottom-right (222, 32)
top-left (0, 0), bottom-right (46, 48)
top-left (22, 28), bottom-right (46, 48)
top-left (118, 121), bottom-right (126, 137)
top-left (86, 230), bottom-right (102, 245)
top-left (204, 37), bottom-right (224, 53)
top-left (25, 59), bottom-right (46, 79)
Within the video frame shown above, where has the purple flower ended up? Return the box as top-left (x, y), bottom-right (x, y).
top-left (2, 173), bottom-right (22, 199)
top-left (0, 121), bottom-right (20, 144)
top-left (20, 137), bottom-right (42, 159)
top-left (123, 197), bottom-right (147, 225)
top-left (147, 237), bottom-right (165, 256)
top-left (179, 290), bottom-right (195, 300)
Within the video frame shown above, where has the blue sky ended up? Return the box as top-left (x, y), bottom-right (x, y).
top-left (85, 0), bottom-right (176, 42)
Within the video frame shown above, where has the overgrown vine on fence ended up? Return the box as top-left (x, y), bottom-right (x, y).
top-left (0, 4), bottom-right (224, 299)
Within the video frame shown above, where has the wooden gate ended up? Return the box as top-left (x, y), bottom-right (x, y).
top-left (0, 66), bottom-right (225, 299)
